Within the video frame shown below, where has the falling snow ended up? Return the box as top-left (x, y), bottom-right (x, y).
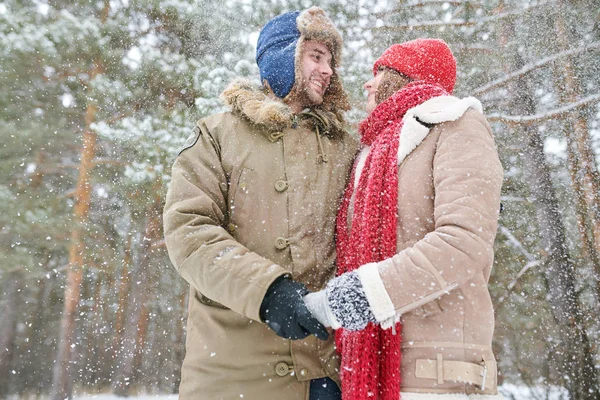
top-left (1, 0), bottom-right (599, 399)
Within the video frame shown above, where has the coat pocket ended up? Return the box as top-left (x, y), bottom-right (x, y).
top-left (407, 299), bottom-right (444, 318)
top-left (228, 166), bottom-right (254, 224)
top-left (194, 290), bottom-right (229, 309)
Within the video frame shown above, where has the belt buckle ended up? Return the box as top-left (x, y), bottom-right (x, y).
top-left (480, 362), bottom-right (488, 391)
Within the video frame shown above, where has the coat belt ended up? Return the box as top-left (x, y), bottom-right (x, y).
top-left (415, 354), bottom-right (491, 390)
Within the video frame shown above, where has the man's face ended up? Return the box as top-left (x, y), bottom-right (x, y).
top-left (288, 40), bottom-right (333, 111)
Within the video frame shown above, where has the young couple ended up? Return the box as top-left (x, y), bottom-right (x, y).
top-left (164, 6), bottom-right (503, 400)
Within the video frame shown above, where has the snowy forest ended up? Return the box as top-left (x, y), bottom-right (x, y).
top-left (1, 0), bottom-right (599, 399)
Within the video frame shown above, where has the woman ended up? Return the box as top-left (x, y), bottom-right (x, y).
top-left (305, 39), bottom-right (504, 400)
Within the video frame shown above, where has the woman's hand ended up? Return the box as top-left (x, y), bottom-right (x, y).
top-left (304, 270), bottom-right (379, 331)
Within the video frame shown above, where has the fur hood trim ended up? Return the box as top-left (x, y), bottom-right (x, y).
top-left (221, 78), bottom-right (345, 136)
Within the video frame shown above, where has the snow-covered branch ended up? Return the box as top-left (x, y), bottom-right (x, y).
top-left (498, 226), bottom-right (543, 293)
top-left (501, 196), bottom-right (527, 202)
top-left (0, 264), bottom-right (69, 280)
top-left (401, 0), bottom-right (464, 7)
top-left (487, 93), bottom-right (600, 125)
top-left (507, 260), bottom-right (543, 291)
top-left (499, 226), bottom-right (536, 262)
top-left (372, 18), bottom-right (473, 31)
top-left (371, 1), bottom-right (553, 31)
top-left (372, 0), bottom-right (464, 18)
top-left (474, 41), bottom-right (600, 96)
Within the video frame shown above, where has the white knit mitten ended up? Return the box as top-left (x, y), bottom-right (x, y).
top-left (303, 290), bottom-right (341, 329)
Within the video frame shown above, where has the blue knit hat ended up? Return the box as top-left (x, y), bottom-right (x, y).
top-left (256, 11), bottom-right (301, 99)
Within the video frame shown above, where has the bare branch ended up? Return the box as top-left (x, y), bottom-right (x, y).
top-left (150, 238), bottom-right (166, 250)
top-left (474, 41), bottom-right (600, 96)
top-left (487, 93), bottom-right (600, 125)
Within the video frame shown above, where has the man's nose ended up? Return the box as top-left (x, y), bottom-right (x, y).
top-left (320, 62), bottom-right (333, 78)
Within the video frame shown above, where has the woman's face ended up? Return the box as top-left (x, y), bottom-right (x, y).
top-left (364, 69), bottom-right (386, 114)
top-left (364, 67), bottom-right (413, 113)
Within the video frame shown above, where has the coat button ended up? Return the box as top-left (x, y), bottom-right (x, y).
top-left (300, 368), bottom-right (308, 376)
top-left (274, 237), bottom-right (289, 250)
top-left (274, 180), bottom-right (289, 192)
top-left (227, 223), bottom-right (236, 232)
top-left (275, 362), bottom-right (290, 377)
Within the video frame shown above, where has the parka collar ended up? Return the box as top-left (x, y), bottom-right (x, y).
top-left (220, 78), bottom-right (345, 138)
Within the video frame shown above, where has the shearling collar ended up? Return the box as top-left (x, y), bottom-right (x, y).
top-left (220, 78), bottom-right (345, 137)
top-left (354, 95), bottom-right (483, 188)
top-left (397, 95), bottom-right (482, 165)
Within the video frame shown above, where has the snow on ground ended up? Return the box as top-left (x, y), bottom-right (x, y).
top-left (73, 395), bottom-right (177, 400)
top-left (499, 384), bottom-right (569, 400)
top-left (69, 384), bottom-right (569, 400)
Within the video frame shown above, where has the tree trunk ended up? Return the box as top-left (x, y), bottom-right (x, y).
top-left (112, 195), bottom-right (162, 396)
top-left (554, 0), bottom-right (600, 303)
top-left (171, 287), bottom-right (188, 393)
top-left (112, 234), bottom-right (132, 355)
top-left (0, 269), bottom-right (23, 397)
top-left (82, 272), bottom-right (104, 387)
top-left (21, 274), bottom-right (50, 393)
top-left (501, 10), bottom-right (600, 398)
top-left (50, 66), bottom-right (102, 400)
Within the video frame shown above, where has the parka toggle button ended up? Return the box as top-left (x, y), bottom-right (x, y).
top-left (275, 362), bottom-right (294, 377)
top-left (275, 180), bottom-right (289, 192)
top-left (268, 131), bottom-right (284, 142)
top-left (274, 237), bottom-right (290, 250)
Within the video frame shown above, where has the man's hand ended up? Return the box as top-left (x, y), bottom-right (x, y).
top-left (260, 277), bottom-right (329, 341)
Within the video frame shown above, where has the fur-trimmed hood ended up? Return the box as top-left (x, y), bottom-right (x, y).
top-left (221, 78), bottom-right (345, 137)
top-left (255, 6), bottom-right (350, 113)
top-left (289, 7), bottom-right (351, 113)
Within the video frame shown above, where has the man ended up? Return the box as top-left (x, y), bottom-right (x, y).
top-left (163, 7), bottom-right (357, 400)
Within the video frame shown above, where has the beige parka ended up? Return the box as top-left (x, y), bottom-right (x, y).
top-left (347, 96), bottom-right (504, 396)
top-left (163, 80), bottom-right (357, 400)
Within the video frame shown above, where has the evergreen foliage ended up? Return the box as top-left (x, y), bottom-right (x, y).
top-left (0, 0), bottom-right (598, 398)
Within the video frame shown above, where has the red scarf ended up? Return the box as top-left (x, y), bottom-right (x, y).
top-left (335, 82), bottom-right (448, 400)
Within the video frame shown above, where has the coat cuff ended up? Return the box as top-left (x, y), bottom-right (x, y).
top-left (357, 261), bottom-right (396, 323)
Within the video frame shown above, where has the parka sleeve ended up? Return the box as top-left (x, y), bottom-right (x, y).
top-left (377, 110), bottom-right (503, 316)
top-left (163, 119), bottom-right (289, 322)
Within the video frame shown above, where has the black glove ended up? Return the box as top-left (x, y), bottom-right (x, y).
top-left (260, 277), bottom-right (329, 341)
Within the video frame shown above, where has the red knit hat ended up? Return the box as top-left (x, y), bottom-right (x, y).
top-left (373, 38), bottom-right (456, 93)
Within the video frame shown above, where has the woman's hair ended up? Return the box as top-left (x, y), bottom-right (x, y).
top-left (375, 68), bottom-right (412, 105)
